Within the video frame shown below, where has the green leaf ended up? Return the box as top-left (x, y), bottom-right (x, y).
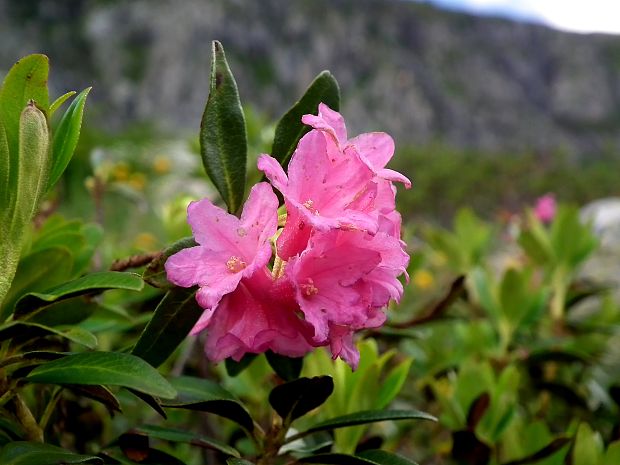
top-left (48, 87), bottom-right (90, 189)
top-left (132, 287), bottom-right (203, 367)
top-left (503, 437), bottom-right (570, 465)
top-left (227, 459), bottom-right (255, 465)
top-left (127, 388), bottom-right (167, 419)
top-left (271, 70), bottom-right (340, 167)
top-left (0, 246), bottom-right (73, 322)
top-left (288, 409), bottom-right (436, 442)
top-left (357, 450), bottom-right (419, 465)
top-left (571, 423), bottom-right (604, 465)
top-left (0, 441), bottom-right (102, 465)
top-left (269, 376), bottom-right (334, 423)
top-left (0, 321), bottom-right (97, 349)
top-left (67, 384), bottom-right (122, 414)
top-left (0, 120), bottom-right (10, 212)
top-left (26, 352), bottom-right (177, 398)
top-left (604, 441), bottom-right (620, 465)
top-left (48, 91), bottom-right (76, 116)
top-left (164, 376), bottom-right (254, 432)
top-left (376, 358), bottom-right (412, 409)
top-left (0, 103), bottom-right (52, 311)
top-left (0, 55), bottom-right (49, 158)
top-left (133, 424), bottom-right (240, 457)
top-left (143, 237), bottom-right (197, 289)
top-left (266, 351), bottom-right (303, 381)
top-left (200, 40), bottom-right (247, 213)
top-left (14, 271), bottom-right (143, 321)
top-left (225, 354), bottom-right (258, 377)
top-left (299, 451), bottom-right (418, 465)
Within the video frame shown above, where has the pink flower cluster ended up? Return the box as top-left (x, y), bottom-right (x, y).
top-left (165, 104), bottom-right (410, 369)
top-left (534, 193), bottom-right (556, 224)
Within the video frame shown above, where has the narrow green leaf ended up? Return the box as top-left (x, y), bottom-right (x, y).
top-left (163, 376), bottom-right (254, 432)
top-left (49, 87), bottom-right (91, 189)
top-left (269, 376), bottom-right (334, 423)
top-left (266, 351), bottom-right (303, 381)
top-left (0, 55), bottom-right (49, 159)
top-left (377, 358), bottom-right (412, 409)
top-left (227, 459), bottom-right (255, 465)
top-left (14, 298), bottom-right (98, 328)
top-left (200, 40), bottom-right (247, 213)
top-left (357, 450), bottom-right (419, 465)
top-left (14, 271), bottom-right (143, 321)
top-left (27, 352), bottom-right (177, 399)
top-left (271, 70), bottom-right (340, 167)
top-left (299, 451), bottom-right (418, 465)
top-left (0, 441), bottom-right (102, 465)
top-left (0, 321), bottom-right (96, 349)
top-left (503, 437), bottom-right (570, 465)
top-left (143, 237), bottom-right (197, 289)
top-left (288, 409), bottom-right (436, 443)
top-left (132, 287), bottom-right (203, 367)
top-left (134, 424), bottom-right (240, 457)
top-left (48, 91), bottom-right (76, 116)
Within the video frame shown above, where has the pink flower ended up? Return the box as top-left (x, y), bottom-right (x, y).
top-left (302, 103), bottom-right (412, 188)
top-left (285, 229), bottom-right (409, 369)
top-left (258, 130), bottom-right (378, 259)
top-left (534, 194), bottom-right (556, 224)
top-left (165, 182), bottom-right (278, 313)
top-left (200, 268), bottom-right (315, 362)
top-left (167, 103), bottom-right (410, 370)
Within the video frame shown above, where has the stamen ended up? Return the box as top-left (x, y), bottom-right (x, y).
top-left (303, 199), bottom-right (320, 215)
top-left (226, 256), bottom-right (247, 273)
top-left (300, 278), bottom-right (319, 297)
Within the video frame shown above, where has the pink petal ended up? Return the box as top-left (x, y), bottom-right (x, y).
top-left (203, 269), bottom-right (314, 362)
top-left (276, 202), bottom-right (312, 261)
top-left (237, 182), bottom-right (279, 272)
top-left (187, 198), bottom-right (242, 252)
top-left (257, 155), bottom-right (289, 193)
top-left (348, 132), bottom-right (394, 169)
top-left (287, 231), bottom-right (382, 342)
top-left (301, 103), bottom-right (348, 145)
top-left (328, 324), bottom-right (360, 370)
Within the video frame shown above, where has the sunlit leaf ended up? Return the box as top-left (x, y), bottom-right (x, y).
top-left (49, 87), bottom-right (91, 189)
top-left (27, 352), bottom-right (177, 398)
top-left (14, 271), bottom-right (143, 321)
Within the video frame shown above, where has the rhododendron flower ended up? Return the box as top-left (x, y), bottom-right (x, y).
top-left (534, 193), bottom-right (556, 224)
top-left (302, 103), bottom-right (412, 189)
top-left (167, 103), bottom-right (411, 370)
top-left (201, 268), bottom-right (315, 362)
top-left (165, 182), bottom-right (278, 313)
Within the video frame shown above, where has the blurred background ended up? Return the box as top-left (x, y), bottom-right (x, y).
top-left (1, 0), bottom-right (619, 248)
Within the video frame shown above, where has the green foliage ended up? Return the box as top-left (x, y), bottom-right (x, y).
top-left (131, 286), bottom-right (203, 368)
top-left (271, 70), bottom-right (340, 167)
top-left (0, 441), bottom-right (102, 465)
top-left (49, 87), bottom-right (91, 189)
top-left (27, 352), bottom-right (177, 398)
top-left (200, 40), bottom-right (247, 214)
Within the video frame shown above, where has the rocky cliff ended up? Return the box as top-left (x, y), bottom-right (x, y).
top-left (2, 0), bottom-right (620, 157)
